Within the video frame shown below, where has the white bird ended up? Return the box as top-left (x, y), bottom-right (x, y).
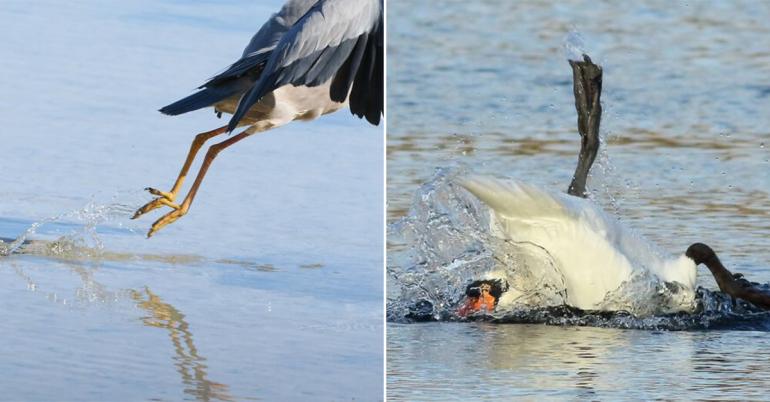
top-left (459, 177), bottom-right (697, 313)
top-left (133, 0), bottom-right (383, 237)
top-left (450, 55), bottom-right (701, 315)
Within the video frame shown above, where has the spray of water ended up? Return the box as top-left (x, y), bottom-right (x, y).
top-left (0, 192), bottom-right (140, 258)
top-left (387, 168), bottom-right (770, 330)
top-left (0, 193), bottom-right (146, 307)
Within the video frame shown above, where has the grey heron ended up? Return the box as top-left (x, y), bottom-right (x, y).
top-left (132, 0), bottom-right (383, 237)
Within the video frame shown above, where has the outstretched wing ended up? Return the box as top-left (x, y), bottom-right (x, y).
top-left (228, 0), bottom-right (383, 131)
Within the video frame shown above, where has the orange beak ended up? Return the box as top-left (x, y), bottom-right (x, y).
top-left (458, 286), bottom-right (497, 316)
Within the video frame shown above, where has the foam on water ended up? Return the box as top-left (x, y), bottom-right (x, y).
top-left (387, 167), bottom-right (770, 330)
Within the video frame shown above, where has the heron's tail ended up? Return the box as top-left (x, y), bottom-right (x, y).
top-left (159, 84), bottom-right (243, 116)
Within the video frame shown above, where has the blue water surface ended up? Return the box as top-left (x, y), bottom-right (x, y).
top-left (0, 1), bottom-right (383, 400)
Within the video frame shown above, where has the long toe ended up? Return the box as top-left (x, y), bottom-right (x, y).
top-left (147, 209), bottom-right (187, 238)
top-left (132, 199), bottom-right (163, 219)
top-left (133, 195), bottom-right (181, 220)
top-left (133, 198), bottom-right (169, 219)
top-left (145, 187), bottom-right (175, 200)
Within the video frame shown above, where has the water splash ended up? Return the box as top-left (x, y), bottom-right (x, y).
top-left (0, 194), bottom-right (143, 307)
top-left (388, 167), bottom-right (569, 321)
top-left (387, 168), bottom-right (770, 330)
top-left (564, 29), bottom-right (588, 62)
top-left (0, 193), bottom-right (138, 258)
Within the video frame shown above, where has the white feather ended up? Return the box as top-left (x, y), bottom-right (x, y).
top-left (459, 176), bottom-right (697, 312)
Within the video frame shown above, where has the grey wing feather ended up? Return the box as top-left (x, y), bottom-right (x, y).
top-left (159, 0), bottom-right (319, 115)
top-left (204, 0), bottom-right (318, 87)
top-left (202, 51), bottom-right (272, 88)
top-left (240, 0), bottom-right (319, 57)
top-left (228, 0), bottom-right (383, 131)
top-left (159, 79), bottom-right (251, 116)
top-left (335, 9), bottom-right (383, 125)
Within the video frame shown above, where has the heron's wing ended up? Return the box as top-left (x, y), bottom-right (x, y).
top-left (159, 0), bottom-right (319, 116)
top-left (204, 0), bottom-right (319, 88)
top-left (239, 0), bottom-right (320, 57)
top-left (331, 6), bottom-right (383, 126)
top-left (202, 51), bottom-right (272, 88)
top-left (228, 0), bottom-right (383, 131)
top-left (159, 78), bottom-right (252, 116)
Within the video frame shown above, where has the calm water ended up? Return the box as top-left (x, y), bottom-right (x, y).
top-left (388, 0), bottom-right (770, 400)
top-left (0, 1), bottom-right (383, 400)
top-left (389, 323), bottom-right (770, 401)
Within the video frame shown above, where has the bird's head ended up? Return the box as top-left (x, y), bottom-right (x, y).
top-left (686, 243), bottom-right (716, 265)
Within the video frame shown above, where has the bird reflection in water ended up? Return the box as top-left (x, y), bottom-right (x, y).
top-left (5, 245), bottom-right (235, 402)
top-left (130, 287), bottom-right (235, 402)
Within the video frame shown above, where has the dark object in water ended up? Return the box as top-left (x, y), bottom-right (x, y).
top-left (567, 54), bottom-right (602, 198)
top-left (404, 300), bottom-right (435, 322)
top-left (686, 243), bottom-right (770, 310)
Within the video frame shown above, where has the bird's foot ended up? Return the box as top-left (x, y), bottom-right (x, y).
top-left (132, 187), bottom-right (180, 219)
top-left (147, 206), bottom-right (188, 238)
top-left (146, 187), bottom-right (174, 200)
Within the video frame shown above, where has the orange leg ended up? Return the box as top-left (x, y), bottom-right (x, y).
top-left (146, 130), bottom-right (251, 238)
top-left (133, 126), bottom-right (228, 219)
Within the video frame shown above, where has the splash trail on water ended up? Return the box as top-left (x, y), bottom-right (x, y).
top-left (0, 193), bottom-right (141, 258)
top-left (0, 191), bottom-right (308, 273)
